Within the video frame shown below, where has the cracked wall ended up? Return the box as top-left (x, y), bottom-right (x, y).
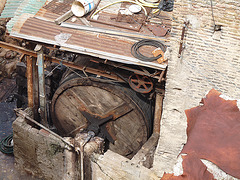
top-left (153, 0), bottom-right (240, 178)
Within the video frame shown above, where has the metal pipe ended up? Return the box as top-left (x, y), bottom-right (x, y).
top-left (26, 56), bottom-right (34, 108)
top-left (35, 44), bottom-right (48, 127)
top-left (178, 21), bottom-right (189, 58)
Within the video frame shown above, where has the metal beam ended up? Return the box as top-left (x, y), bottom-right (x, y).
top-left (35, 44), bottom-right (48, 127)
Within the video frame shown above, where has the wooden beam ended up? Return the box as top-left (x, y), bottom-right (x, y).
top-left (153, 93), bottom-right (164, 134)
top-left (26, 55), bottom-right (34, 108)
top-left (131, 133), bottom-right (159, 168)
top-left (0, 41), bottom-right (124, 82)
top-left (32, 57), bottom-right (39, 120)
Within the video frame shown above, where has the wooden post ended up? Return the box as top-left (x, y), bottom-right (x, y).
top-left (153, 93), bottom-right (164, 134)
top-left (32, 57), bottom-right (39, 120)
top-left (26, 55), bottom-right (33, 108)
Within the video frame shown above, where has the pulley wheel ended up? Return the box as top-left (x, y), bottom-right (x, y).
top-left (128, 74), bottom-right (154, 94)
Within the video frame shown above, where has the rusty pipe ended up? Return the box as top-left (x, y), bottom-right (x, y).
top-left (178, 21), bottom-right (189, 58)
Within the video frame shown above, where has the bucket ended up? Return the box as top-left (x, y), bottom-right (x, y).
top-left (71, 0), bottom-right (94, 17)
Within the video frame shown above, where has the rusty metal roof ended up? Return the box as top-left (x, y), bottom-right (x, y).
top-left (8, 0), bottom-right (171, 70)
top-left (1, 0), bottom-right (48, 32)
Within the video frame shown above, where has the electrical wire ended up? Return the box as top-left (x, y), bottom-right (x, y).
top-left (0, 134), bottom-right (13, 154)
top-left (210, 0), bottom-right (216, 27)
top-left (135, 0), bottom-right (159, 8)
top-left (131, 39), bottom-right (166, 61)
top-left (91, 0), bottom-right (148, 18)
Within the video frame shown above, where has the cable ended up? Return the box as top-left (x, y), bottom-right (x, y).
top-left (210, 0), bottom-right (216, 27)
top-left (131, 39), bottom-right (166, 61)
top-left (91, 0), bottom-right (148, 18)
top-left (0, 134), bottom-right (13, 154)
top-left (136, 0), bottom-right (159, 8)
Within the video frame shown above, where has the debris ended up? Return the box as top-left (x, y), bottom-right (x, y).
top-left (128, 4), bottom-right (141, 13)
top-left (152, 48), bottom-right (165, 64)
top-left (5, 60), bottom-right (17, 78)
top-left (15, 109), bottom-right (74, 149)
top-left (161, 153), bottom-right (215, 180)
top-left (5, 50), bottom-right (17, 59)
top-left (158, 0), bottom-right (174, 12)
top-left (147, 24), bottom-right (170, 37)
top-left (54, 33), bottom-right (72, 45)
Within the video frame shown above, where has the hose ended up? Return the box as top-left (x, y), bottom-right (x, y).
top-left (136, 0), bottom-right (159, 8)
top-left (91, 0), bottom-right (148, 18)
top-left (0, 134), bottom-right (13, 154)
top-left (131, 39), bottom-right (166, 61)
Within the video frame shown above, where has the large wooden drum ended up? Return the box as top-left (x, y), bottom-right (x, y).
top-left (51, 76), bottom-right (152, 158)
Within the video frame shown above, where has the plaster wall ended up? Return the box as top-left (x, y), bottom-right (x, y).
top-left (153, 0), bottom-right (240, 177)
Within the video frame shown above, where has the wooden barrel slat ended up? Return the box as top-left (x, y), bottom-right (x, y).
top-left (51, 77), bottom-right (152, 158)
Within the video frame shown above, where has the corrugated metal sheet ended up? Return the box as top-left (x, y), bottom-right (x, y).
top-left (11, 17), bottom-right (167, 70)
top-left (3, 0), bottom-right (48, 32)
top-left (8, 0), bottom-right (170, 69)
top-left (0, 0), bottom-right (24, 18)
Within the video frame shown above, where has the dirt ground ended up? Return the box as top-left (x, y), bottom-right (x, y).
top-left (0, 18), bottom-right (39, 180)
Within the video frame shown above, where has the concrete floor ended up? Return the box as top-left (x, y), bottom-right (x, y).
top-left (0, 78), bottom-right (39, 180)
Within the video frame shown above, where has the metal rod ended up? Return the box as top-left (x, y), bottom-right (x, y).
top-left (26, 56), bottom-right (34, 108)
top-left (61, 22), bottom-right (169, 42)
top-left (55, 10), bottom-right (73, 25)
top-left (178, 21), bottom-right (189, 58)
top-left (15, 109), bottom-right (74, 148)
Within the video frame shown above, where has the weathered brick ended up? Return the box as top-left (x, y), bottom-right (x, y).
top-left (153, 0), bottom-right (240, 179)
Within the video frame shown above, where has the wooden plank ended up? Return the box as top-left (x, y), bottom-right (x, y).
top-left (153, 93), bottom-right (164, 134)
top-left (91, 150), bottom-right (159, 180)
top-left (131, 133), bottom-right (159, 168)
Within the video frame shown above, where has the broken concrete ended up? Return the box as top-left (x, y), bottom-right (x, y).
top-left (13, 110), bottom-right (104, 180)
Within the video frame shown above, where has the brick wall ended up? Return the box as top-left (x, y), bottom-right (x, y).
top-left (153, 0), bottom-right (240, 178)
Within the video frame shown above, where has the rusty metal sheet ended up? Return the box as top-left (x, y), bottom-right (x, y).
top-left (146, 24), bottom-right (170, 37)
top-left (10, 17), bottom-right (167, 69)
top-left (161, 153), bottom-right (215, 180)
top-left (182, 89), bottom-right (240, 179)
top-left (42, 0), bottom-right (73, 15)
